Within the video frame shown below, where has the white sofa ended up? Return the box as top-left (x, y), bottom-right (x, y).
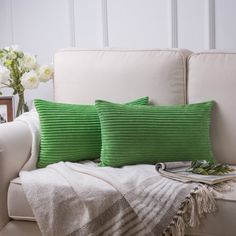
top-left (0, 49), bottom-right (236, 236)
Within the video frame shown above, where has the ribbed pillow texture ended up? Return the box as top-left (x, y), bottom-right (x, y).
top-left (34, 97), bottom-right (149, 167)
top-left (95, 100), bottom-right (214, 167)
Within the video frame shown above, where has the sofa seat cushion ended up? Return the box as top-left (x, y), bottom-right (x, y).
top-left (188, 187), bottom-right (236, 236)
top-left (7, 177), bottom-right (236, 236)
top-left (187, 180), bottom-right (236, 236)
top-left (7, 178), bottom-right (35, 221)
top-left (0, 221), bottom-right (41, 236)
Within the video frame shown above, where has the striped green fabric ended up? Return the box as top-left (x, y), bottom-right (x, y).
top-left (95, 101), bottom-right (214, 167)
top-left (35, 97), bottom-right (149, 168)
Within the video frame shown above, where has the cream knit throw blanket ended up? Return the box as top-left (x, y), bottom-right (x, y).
top-left (18, 110), bottom-right (216, 236)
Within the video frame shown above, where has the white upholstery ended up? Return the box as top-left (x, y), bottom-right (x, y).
top-left (54, 49), bottom-right (191, 105)
top-left (0, 121), bottom-right (32, 230)
top-left (7, 178), bottom-right (35, 221)
top-left (2, 48), bottom-right (236, 236)
top-left (188, 52), bottom-right (236, 164)
top-left (188, 183), bottom-right (236, 236)
top-left (6, 177), bottom-right (236, 236)
top-left (0, 221), bottom-right (41, 236)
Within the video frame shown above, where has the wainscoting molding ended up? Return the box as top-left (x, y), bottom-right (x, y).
top-left (67, 0), bottom-right (215, 50)
top-left (207, 0), bottom-right (216, 49)
top-left (170, 0), bottom-right (178, 48)
top-left (101, 0), bottom-right (109, 47)
top-left (9, 0), bottom-right (14, 45)
top-left (69, 0), bottom-right (76, 47)
top-left (0, 0), bottom-right (234, 52)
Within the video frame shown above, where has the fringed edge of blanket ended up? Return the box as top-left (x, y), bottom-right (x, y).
top-left (162, 184), bottom-right (217, 236)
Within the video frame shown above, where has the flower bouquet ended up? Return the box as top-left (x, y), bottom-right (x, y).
top-left (0, 45), bottom-right (53, 117)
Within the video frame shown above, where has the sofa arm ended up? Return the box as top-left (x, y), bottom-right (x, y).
top-left (0, 121), bottom-right (32, 230)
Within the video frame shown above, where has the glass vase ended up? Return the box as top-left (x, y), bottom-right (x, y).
top-left (16, 93), bottom-right (29, 117)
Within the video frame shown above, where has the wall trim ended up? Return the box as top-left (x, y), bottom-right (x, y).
top-left (170, 0), bottom-right (178, 48)
top-left (207, 0), bottom-right (216, 49)
top-left (101, 0), bottom-right (109, 47)
top-left (69, 0), bottom-right (76, 47)
top-left (9, 0), bottom-right (14, 44)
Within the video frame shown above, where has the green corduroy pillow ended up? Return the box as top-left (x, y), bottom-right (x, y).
top-left (95, 100), bottom-right (214, 167)
top-left (35, 97), bottom-right (149, 168)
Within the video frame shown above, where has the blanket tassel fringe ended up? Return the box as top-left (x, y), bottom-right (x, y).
top-left (162, 184), bottom-right (220, 236)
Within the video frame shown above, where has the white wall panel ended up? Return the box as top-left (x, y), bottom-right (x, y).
top-left (1, 0), bottom-right (236, 110)
top-left (107, 0), bottom-right (170, 48)
top-left (74, 0), bottom-right (103, 47)
top-left (3, 0), bottom-right (73, 104)
top-left (0, 0), bottom-right (12, 47)
top-left (215, 0), bottom-right (236, 50)
top-left (11, 0), bottom-right (71, 63)
top-left (177, 0), bottom-right (208, 51)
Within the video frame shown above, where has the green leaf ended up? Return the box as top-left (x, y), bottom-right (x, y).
top-left (189, 160), bottom-right (234, 176)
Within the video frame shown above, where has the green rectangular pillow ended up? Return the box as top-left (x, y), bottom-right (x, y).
top-left (34, 97), bottom-right (149, 168)
top-left (95, 100), bottom-right (214, 167)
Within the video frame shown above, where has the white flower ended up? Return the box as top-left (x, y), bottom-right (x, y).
top-left (4, 46), bottom-right (11, 51)
top-left (11, 45), bottom-right (20, 52)
top-left (21, 70), bottom-right (39, 89)
top-left (0, 65), bottom-right (10, 84)
top-left (19, 53), bottom-right (37, 70)
top-left (4, 45), bottom-right (20, 52)
top-left (38, 65), bottom-right (53, 82)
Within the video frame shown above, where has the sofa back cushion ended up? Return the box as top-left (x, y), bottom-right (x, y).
top-left (188, 52), bottom-right (236, 164)
top-left (54, 49), bottom-right (191, 105)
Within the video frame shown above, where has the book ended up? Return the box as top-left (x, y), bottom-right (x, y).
top-left (155, 161), bottom-right (236, 185)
